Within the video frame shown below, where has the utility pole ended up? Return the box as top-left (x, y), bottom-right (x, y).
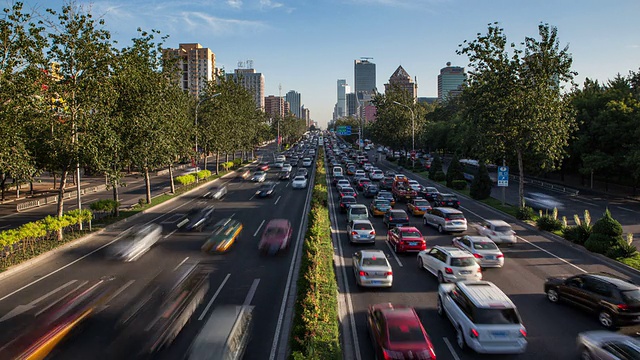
top-left (278, 84), bottom-right (282, 152)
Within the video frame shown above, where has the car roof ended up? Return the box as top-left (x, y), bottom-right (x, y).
top-left (390, 210), bottom-right (407, 215)
top-left (485, 219), bottom-right (511, 227)
top-left (586, 273), bottom-right (638, 290)
top-left (433, 207), bottom-right (464, 214)
top-left (456, 281), bottom-right (515, 309)
top-left (435, 245), bottom-right (473, 257)
top-left (372, 304), bottom-right (420, 323)
top-left (360, 249), bottom-right (386, 258)
top-left (464, 235), bottom-right (494, 243)
top-left (266, 219), bottom-right (290, 228)
top-left (341, 196), bottom-right (356, 201)
top-left (398, 226), bottom-right (420, 232)
top-left (350, 204), bottom-right (366, 208)
top-left (351, 219), bottom-right (372, 225)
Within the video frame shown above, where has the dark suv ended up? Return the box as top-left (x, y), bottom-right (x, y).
top-left (431, 193), bottom-right (460, 209)
top-left (544, 272), bottom-right (640, 328)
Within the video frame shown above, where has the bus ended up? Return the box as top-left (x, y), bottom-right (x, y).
top-left (459, 159), bottom-right (498, 183)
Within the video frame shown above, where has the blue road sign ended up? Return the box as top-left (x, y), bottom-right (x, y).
top-left (337, 125), bottom-right (351, 136)
top-left (498, 166), bottom-right (509, 187)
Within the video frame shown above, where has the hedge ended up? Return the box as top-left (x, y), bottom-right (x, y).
top-left (175, 174), bottom-right (196, 186)
top-left (290, 147), bottom-right (341, 360)
top-left (90, 199), bottom-right (121, 214)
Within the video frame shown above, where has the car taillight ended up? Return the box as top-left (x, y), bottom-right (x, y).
top-left (385, 271), bottom-right (393, 276)
top-left (370, 231), bottom-right (376, 235)
top-left (497, 254), bottom-right (504, 258)
top-left (389, 217), bottom-right (393, 220)
top-left (473, 253), bottom-right (483, 259)
top-left (444, 267), bottom-right (453, 274)
top-left (444, 218), bottom-right (451, 222)
top-left (519, 328), bottom-right (527, 337)
top-left (470, 328), bottom-right (479, 338)
top-left (359, 271), bottom-right (369, 276)
top-left (618, 303), bottom-right (629, 310)
top-left (351, 231), bottom-right (358, 235)
top-left (456, 201), bottom-right (460, 205)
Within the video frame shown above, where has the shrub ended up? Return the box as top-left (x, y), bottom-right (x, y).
top-left (606, 236), bottom-right (638, 259)
top-left (591, 209), bottom-right (623, 237)
top-left (470, 162), bottom-right (492, 200)
top-left (195, 169), bottom-right (211, 180)
top-left (89, 199), bottom-right (120, 214)
top-left (433, 171), bottom-right (446, 181)
top-left (451, 179), bottom-right (467, 190)
top-left (562, 224), bottom-right (592, 245)
top-left (516, 206), bottom-right (536, 220)
top-left (585, 209), bottom-right (624, 255)
top-left (175, 174), bottom-right (195, 186)
top-left (446, 154), bottom-right (465, 187)
top-left (429, 156), bottom-right (443, 179)
top-left (585, 233), bottom-right (616, 254)
top-left (536, 215), bottom-right (563, 232)
top-left (233, 158), bottom-right (242, 167)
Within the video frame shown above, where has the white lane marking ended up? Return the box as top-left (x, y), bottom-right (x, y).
top-left (274, 196), bottom-right (281, 205)
top-left (285, 181), bottom-right (290, 188)
top-left (230, 213), bottom-right (236, 219)
top-left (253, 220), bottom-right (266, 237)
top-left (618, 207), bottom-right (635, 212)
top-left (249, 194), bottom-right (256, 200)
top-left (243, 279), bottom-right (260, 306)
top-left (384, 241), bottom-right (404, 267)
top-left (443, 337), bottom-right (461, 360)
top-left (461, 206), bottom-right (586, 273)
top-left (173, 257), bottom-right (189, 271)
top-left (35, 280), bottom-right (88, 317)
top-left (103, 279), bottom-right (135, 306)
top-left (0, 279), bottom-right (78, 322)
top-left (163, 229), bottom-right (178, 239)
top-left (571, 198), bottom-right (597, 206)
top-left (269, 161), bottom-right (316, 360)
top-left (198, 273), bottom-right (231, 321)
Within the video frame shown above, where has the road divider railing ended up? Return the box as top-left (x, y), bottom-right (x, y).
top-left (289, 147), bottom-right (341, 360)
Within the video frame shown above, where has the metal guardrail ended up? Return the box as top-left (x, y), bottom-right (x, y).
top-left (15, 184), bottom-right (108, 212)
top-left (510, 174), bottom-right (579, 196)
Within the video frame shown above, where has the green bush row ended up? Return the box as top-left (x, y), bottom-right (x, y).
top-left (290, 148), bottom-right (341, 360)
top-left (89, 199), bottom-right (120, 214)
top-left (0, 209), bottom-right (93, 249)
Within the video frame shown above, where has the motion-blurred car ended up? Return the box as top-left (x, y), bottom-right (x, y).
top-left (282, 163), bottom-right (293, 172)
top-left (353, 250), bottom-right (393, 287)
top-left (296, 168), bottom-right (309, 178)
top-left (107, 224), bottom-right (163, 261)
top-left (203, 185), bottom-right (228, 200)
top-left (367, 303), bottom-right (436, 359)
top-left (339, 196), bottom-right (357, 213)
top-left (291, 176), bottom-right (308, 189)
top-left (256, 182), bottom-right (277, 197)
top-left (383, 209), bottom-right (410, 229)
top-left (406, 197), bottom-right (432, 216)
top-left (251, 171), bottom-right (267, 182)
top-left (258, 219), bottom-right (293, 255)
top-left (524, 192), bottom-right (565, 211)
top-left (278, 170), bottom-right (291, 180)
top-left (176, 206), bottom-right (215, 232)
top-left (201, 218), bottom-right (243, 253)
top-left (577, 331), bottom-right (640, 360)
top-left (471, 220), bottom-right (517, 245)
top-left (370, 199), bottom-right (392, 217)
top-left (238, 168), bottom-right (251, 180)
top-left (452, 235), bottom-right (504, 268)
top-left (387, 226), bottom-right (426, 253)
top-left (347, 220), bottom-right (376, 244)
top-left (258, 162), bottom-right (270, 171)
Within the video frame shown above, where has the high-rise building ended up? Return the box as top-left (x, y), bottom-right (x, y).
top-left (384, 65), bottom-right (418, 100)
top-left (301, 106), bottom-right (311, 128)
top-left (163, 43), bottom-right (216, 97)
top-left (346, 93), bottom-right (358, 117)
top-left (285, 90), bottom-right (301, 118)
top-left (354, 59), bottom-right (376, 97)
top-left (227, 67), bottom-right (265, 110)
top-left (438, 63), bottom-right (466, 101)
top-left (336, 79), bottom-right (349, 119)
top-left (264, 95), bottom-right (286, 118)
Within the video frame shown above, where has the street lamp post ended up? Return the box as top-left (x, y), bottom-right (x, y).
top-left (195, 93), bottom-right (220, 183)
top-left (393, 101), bottom-right (416, 168)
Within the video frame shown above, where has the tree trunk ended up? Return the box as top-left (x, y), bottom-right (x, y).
top-left (215, 151), bottom-right (220, 175)
top-left (56, 168), bottom-right (69, 241)
top-left (251, 149), bottom-right (255, 161)
top-left (144, 167), bottom-right (152, 204)
top-left (112, 180), bottom-right (120, 217)
top-left (232, 151), bottom-right (236, 161)
top-left (169, 165), bottom-right (176, 194)
top-left (517, 149), bottom-right (525, 209)
top-left (203, 148), bottom-right (208, 173)
top-left (0, 173), bottom-right (5, 201)
top-left (225, 153), bottom-right (229, 163)
top-left (15, 178), bottom-right (19, 199)
top-left (29, 181), bottom-right (34, 195)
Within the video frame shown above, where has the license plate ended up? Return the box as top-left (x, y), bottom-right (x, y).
top-left (485, 255), bottom-right (495, 260)
top-left (409, 242), bottom-right (418, 246)
top-left (371, 280), bottom-right (381, 284)
top-left (492, 331), bottom-right (507, 337)
top-left (453, 221), bottom-right (462, 225)
top-left (460, 270), bottom-right (471, 275)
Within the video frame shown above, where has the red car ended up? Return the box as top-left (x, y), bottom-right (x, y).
top-left (367, 303), bottom-right (436, 360)
top-left (258, 219), bottom-right (293, 255)
top-left (258, 162), bottom-right (270, 171)
top-left (387, 226), bottom-right (426, 253)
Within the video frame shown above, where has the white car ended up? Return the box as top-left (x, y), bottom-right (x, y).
top-left (472, 220), bottom-right (517, 245)
top-left (282, 164), bottom-right (292, 173)
top-left (107, 224), bottom-right (163, 262)
top-left (291, 176), bottom-right (308, 189)
top-left (251, 171), bottom-right (267, 182)
top-left (408, 180), bottom-right (423, 192)
top-left (353, 249), bottom-right (393, 287)
top-left (274, 161), bottom-right (284, 169)
top-left (336, 179), bottom-right (351, 191)
top-left (347, 220), bottom-right (376, 244)
top-left (417, 246), bottom-right (482, 283)
top-left (354, 170), bottom-right (366, 178)
top-left (452, 235), bottom-right (504, 268)
top-left (302, 157), bottom-right (312, 167)
top-left (370, 170), bottom-right (384, 181)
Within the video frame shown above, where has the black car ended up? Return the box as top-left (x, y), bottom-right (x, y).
top-left (380, 177), bottom-right (394, 190)
top-left (431, 193), bottom-right (460, 209)
top-left (355, 178), bottom-right (372, 192)
top-left (544, 272), bottom-right (640, 328)
top-left (383, 210), bottom-right (410, 228)
top-left (177, 206), bottom-right (215, 231)
top-left (363, 184), bottom-right (380, 198)
top-left (290, 159), bottom-right (299, 167)
top-left (339, 196), bottom-right (357, 213)
top-left (279, 171), bottom-right (291, 180)
top-left (256, 182), bottom-right (277, 197)
top-left (419, 186), bottom-right (440, 202)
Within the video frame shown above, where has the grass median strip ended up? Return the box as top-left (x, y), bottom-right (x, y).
top-left (289, 148), bottom-right (341, 360)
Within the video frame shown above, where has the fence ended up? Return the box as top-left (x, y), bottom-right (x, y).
top-left (16, 184), bottom-right (108, 212)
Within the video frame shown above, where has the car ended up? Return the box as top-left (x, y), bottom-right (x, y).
top-left (291, 176), bottom-right (308, 189)
top-left (384, 170), bottom-right (396, 177)
top-left (383, 209), bottom-right (410, 229)
top-left (251, 171), bottom-right (267, 182)
top-left (471, 219), bottom-right (517, 245)
top-left (275, 155), bottom-right (286, 162)
top-left (177, 206), bottom-right (216, 232)
top-left (296, 168), bottom-right (309, 178)
top-left (577, 331), bottom-right (640, 360)
top-left (302, 157), bottom-right (313, 167)
top-left (339, 196), bottom-right (357, 213)
top-left (367, 303), bottom-right (436, 360)
top-left (282, 163), bottom-right (292, 172)
top-left (376, 191), bottom-right (396, 207)
top-left (379, 177), bottom-right (394, 190)
top-left (201, 218), bottom-right (243, 253)
top-left (370, 169), bottom-right (384, 181)
top-left (354, 169), bottom-right (366, 178)
top-left (278, 170), bottom-right (291, 180)
top-left (387, 226), bottom-right (427, 253)
top-left (369, 199), bottom-right (391, 217)
top-left (258, 219), bottom-right (293, 255)
top-left (107, 224), bottom-right (163, 262)
top-left (431, 193), bottom-right (461, 208)
top-left (346, 165), bottom-right (356, 176)
top-left (355, 178), bottom-right (372, 191)
top-left (406, 198), bottom-right (432, 216)
top-left (420, 186), bottom-right (440, 202)
top-left (182, 166), bottom-right (201, 175)
top-left (544, 272), bottom-right (640, 328)
top-left (238, 169), bottom-right (251, 180)
top-left (347, 220), bottom-right (376, 244)
top-left (417, 246), bottom-right (482, 283)
top-left (408, 180), bottom-right (423, 192)
top-left (203, 185), bottom-right (228, 200)
top-left (524, 192), bottom-right (565, 211)
top-left (353, 250), bottom-right (393, 287)
top-left (274, 161), bottom-right (284, 169)
top-left (452, 235), bottom-right (504, 268)
top-left (437, 281), bottom-right (527, 354)
top-left (258, 162), bottom-right (270, 171)
top-left (362, 184), bottom-right (380, 198)
top-left (339, 187), bottom-right (357, 198)
top-left (336, 179), bottom-right (351, 191)
top-left (332, 174), bottom-right (345, 186)
top-left (289, 158), bottom-right (299, 167)
top-left (347, 204), bottom-right (369, 222)
top-left (256, 182), bottom-right (276, 197)
top-left (423, 207), bottom-right (468, 233)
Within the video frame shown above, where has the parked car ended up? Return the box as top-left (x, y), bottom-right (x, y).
top-left (347, 220), bottom-right (376, 244)
top-left (576, 331), bottom-right (640, 360)
top-left (201, 218), bottom-right (243, 253)
top-left (258, 219), bottom-right (292, 255)
top-left (544, 272), bottom-right (640, 328)
top-left (417, 246), bottom-right (482, 283)
top-left (452, 235), bottom-right (504, 268)
top-left (431, 193), bottom-right (460, 208)
top-left (423, 207), bottom-right (467, 233)
top-left (367, 303), bottom-right (436, 359)
top-left (438, 281), bottom-right (527, 354)
top-left (387, 226), bottom-right (426, 253)
top-left (383, 209), bottom-right (410, 229)
top-left (203, 185), bottom-right (228, 200)
top-left (352, 250), bottom-right (393, 287)
top-left (472, 220), bottom-right (517, 245)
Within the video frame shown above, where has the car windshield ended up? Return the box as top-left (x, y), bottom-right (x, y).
top-left (414, 200), bottom-right (429, 207)
top-left (402, 231), bottom-right (422, 239)
top-left (494, 226), bottom-right (512, 233)
top-left (362, 257), bottom-right (387, 266)
top-left (353, 223), bottom-right (373, 230)
top-left (621, 290), bottom-right (640, 305)
top-left (264, 227), bottom-right (286, 237)
top-left (387, 323), bottom-right (425, 343)
top-left (367, 186), bottom-right (379, 191)
top-left (425, 187), bottom-right (437, 192)
top-left (473, 242), bottom-right (498, 250)
top-left (351, 208), bottom-right (367, 214)
top-left (391, 211), bottom-right (407, 218)
top-left (473, 308), bottom-right (521, 325)
top-left (450, 257), bottom-right (477, 267)
top-left (442, 195), bottom-right (458, 200)
top-left (375, 201), bottom-right (390, 207)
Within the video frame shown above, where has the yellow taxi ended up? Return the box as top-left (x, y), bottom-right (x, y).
top-left (406, 198), bottom-right (432, 216)
top-left (202, 218), bottom-right (243, 253)
top-left (369, 199), bottom-right (392, 217)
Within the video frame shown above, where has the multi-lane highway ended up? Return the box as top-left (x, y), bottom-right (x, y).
top-left (329, 144), bottom-right (640, 360)
top-left (0, 144), bottom-right (314, 359)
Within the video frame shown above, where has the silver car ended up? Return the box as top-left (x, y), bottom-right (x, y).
top-left (347, 220), bottom-right (376, 244)
top-left (577, 330), bottom-right (640, 360)
top-left (452, 235), bottom-right (504, 268)
top-left (423, 207), bottom-right (468, 233)
top-left (203, 185), bottom-right (228, 200)
top-left (107, 224), bottom-right (163, 262)
top-left (472, 220), bottom-right (517, 245)
top-left (353, 249), bottom-right (393, 288)
top-left (251, 171), bottom-right (267, 182)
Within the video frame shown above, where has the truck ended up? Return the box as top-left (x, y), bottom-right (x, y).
top-left (392, 178), bottom-right (417, 202)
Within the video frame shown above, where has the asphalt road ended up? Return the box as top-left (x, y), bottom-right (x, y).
top-left (0, 144), bottom-right (315, 359)
top-left (330, 146), bottom-right (640, 360)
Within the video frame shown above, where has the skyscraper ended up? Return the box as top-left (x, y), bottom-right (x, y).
top-left (354, 58), bottom-right (376, 97)
top-left (163, 43), bottom-right (216, 97)
top-left (336, 79), bottom-right (349, 119)
top-left (285, 90), bottom-right (302, 118)
top-left (384, 65), bottom-right (418, 100)
top-left (227, 67), bottom-right (265, 110)
top-left (346, 93), bottom-right (357, 117)
top-left (438, 63), bottom-right (466, 101)
top-left (264, 95), bottom-right (286, 118)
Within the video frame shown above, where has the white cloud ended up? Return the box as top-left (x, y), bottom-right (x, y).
top-left (227, 0), bottom-right (243, 8)
top-left (259, 0), bottom-right (284, 9)
top-left (179, 11), bottom-right (268, 35)
top-left (627, 44), bottom-right (639, 49)
top-left (347, 0), bottom-right (449, 7)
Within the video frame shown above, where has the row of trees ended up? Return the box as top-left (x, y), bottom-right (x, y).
top-left (1, 3), bottom-right (304, 224)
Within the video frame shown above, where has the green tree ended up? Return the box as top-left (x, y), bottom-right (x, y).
top-left (446, 154), bottom-right (465, 187)
top-left (429, 155), bottom-right (443, 180)
top-left (470, 162), bottom-right (492, 200)
top-left (457, 22), bottom-right (577, 208)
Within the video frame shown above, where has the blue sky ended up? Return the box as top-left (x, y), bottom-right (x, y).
top-left (40, 0), bottom-right (640, 127)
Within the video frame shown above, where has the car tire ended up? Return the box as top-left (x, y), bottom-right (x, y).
top-left (456, 326), bottom-right (467, 350)
top-left (437, 271), bottom-right (445, 283)
top-left (438, 225), bottom-right (444, 234)
top-left (418, 257), bottom-right (424, 269)
top-left (598, 310), bottom-right (615, 329)
top-left (393, 242), bottom-right (398, 253)
top-left (546, 289), bottom-right (560, 303)
top-left (579, 347), bottom-right (593, 360)
top-left (423, 218), bottom-right (427, 226)
top-left (437, 296), bottom-right (445, 317)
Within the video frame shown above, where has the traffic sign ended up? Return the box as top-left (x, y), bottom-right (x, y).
top-left (498, 166), bottom-right (509, 187)
top-left (337, 125), bottom-right (351, 136)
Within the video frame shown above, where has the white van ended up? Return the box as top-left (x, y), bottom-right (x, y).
top-left (333, 166), bottom-right (343, 177)
top-left (189, 305), bottom-right (254, 360)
